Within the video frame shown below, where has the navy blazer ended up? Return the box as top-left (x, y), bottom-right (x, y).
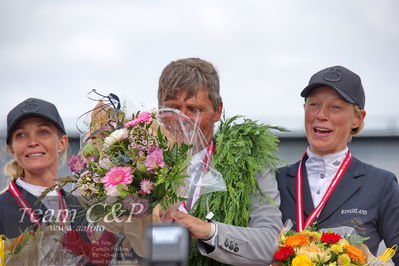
top-left (0, 183), bottom-right (89, 240)
top-left (277, 156), bottom-right (399, 264)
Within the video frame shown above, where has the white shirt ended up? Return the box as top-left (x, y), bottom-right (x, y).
top-left (306, 147), bottom-right (348, 209)
top-left (178, 146), bottom-right (220, 244)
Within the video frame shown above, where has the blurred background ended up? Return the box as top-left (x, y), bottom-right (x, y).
top-left (0, 0), bottom-right (398, 256)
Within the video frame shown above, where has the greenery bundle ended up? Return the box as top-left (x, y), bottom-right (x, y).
top-left (189, 115), bottom-right (285, 266)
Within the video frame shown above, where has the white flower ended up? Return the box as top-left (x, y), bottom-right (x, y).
top-left (99, 157), bottom-right (113, 170)
top-left (104, 128), bottom-right (129, 149)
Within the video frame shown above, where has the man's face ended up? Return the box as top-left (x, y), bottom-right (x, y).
top-left (161, 90), bottom-right (222, 144)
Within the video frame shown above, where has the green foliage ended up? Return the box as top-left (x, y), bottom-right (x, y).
top-left (345, 234), bottom-right (369, 249)
top-left (188, 115), bottom-right (284, 266)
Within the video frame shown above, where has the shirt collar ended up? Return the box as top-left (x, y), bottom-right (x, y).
top-left (306, 147), bottom-right (348, 167)
top-left (16, 178), bottom-right (58, 197)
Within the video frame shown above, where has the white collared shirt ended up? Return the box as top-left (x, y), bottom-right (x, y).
top-left (305, 147), bottom-right (348, 208)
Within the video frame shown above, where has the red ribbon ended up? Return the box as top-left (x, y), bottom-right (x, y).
top-left (296, 151), bottom-right (352, 231)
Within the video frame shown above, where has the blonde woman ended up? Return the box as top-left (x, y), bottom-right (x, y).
top-left (0, 98), bottom-right (116, 265)
top-left (276, 66), bottom-right (399, 264)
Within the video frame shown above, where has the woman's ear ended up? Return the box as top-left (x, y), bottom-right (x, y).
top-left (353, 109), bottom-right (366, 129)
top-left (58, 135), bottom-right (69, 152)
top-left (8, 145), bottom-right (16, 156)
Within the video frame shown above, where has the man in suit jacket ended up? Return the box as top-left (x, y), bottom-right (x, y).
top-left (158, 58), bottom-right (283, 265)
top-left (276, 65), bottom-right (399, 264)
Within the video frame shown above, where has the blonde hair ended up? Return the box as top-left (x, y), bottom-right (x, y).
top-left (4, 130), bottom-right (69, 181)
top-left (348, 105), bottom-right (365, 142)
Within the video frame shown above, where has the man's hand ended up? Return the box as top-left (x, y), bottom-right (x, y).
top-left (172, 211), bottom-right (211, 239)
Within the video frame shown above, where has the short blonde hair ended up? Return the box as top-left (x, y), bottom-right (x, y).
top-left (348, 105), bottom-right (364, 142)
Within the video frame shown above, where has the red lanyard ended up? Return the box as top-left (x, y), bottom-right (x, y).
top-left (202, 140), bottom-right (215, 172)
top-left (9, 181), bottom-right (68, 226)
top-left (296, 151), bottom-right (352, 231)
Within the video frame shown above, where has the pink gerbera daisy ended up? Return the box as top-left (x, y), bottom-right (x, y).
top-left (124, 111), bottom-right (153, 127)
top-left (102, 166), bottom-right (133, 187)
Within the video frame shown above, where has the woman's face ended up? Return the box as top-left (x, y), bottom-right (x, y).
top-left (8, 117), bottom-right (68, 176)
top-left (304, 86), bottom-right (366, 155)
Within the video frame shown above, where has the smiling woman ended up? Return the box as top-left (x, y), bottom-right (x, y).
top-left (3, 98), bottom-right (69, 188)
top-left (0, 98), bottom-right (117, 265)
top-left (7, 117), bottom-right (68, 187)
top-left (276, 66), bottom-right (399, 264)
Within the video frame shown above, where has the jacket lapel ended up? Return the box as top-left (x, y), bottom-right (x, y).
top-left (317, 157), bottom-right (364, 224)
top-left (286, 159), bottom-right (315, 218)
top-left (16, 183), bottom-right (47, 211)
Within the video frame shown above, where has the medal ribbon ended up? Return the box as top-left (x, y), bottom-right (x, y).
top-left (9, 181), bottom-right (68, 226)
top-left (57, 190), bottom-right (68, 224)
top-left (296, 151), bottom-right (352, 231)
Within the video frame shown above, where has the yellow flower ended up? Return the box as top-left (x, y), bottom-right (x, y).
top-left (296, 243), bottom-right (331, 263)
top-left (292, 254), bottom-right (314, 266)
top-left (327, 263), bottom-right (337, 266)
top-left (299, 231), bottom-right (321, 242)
top-left (309, 232), bottom-right (322, 242)
top-left (337, 254), bottom-right (351, 265)
top-left (299, 230), bottom-right (312, 236)
top-left (338, 238), bottom-right (349, 246)
top-left (331, 244), bottom-right (343, 253)
top-left (279, 231), bottom-right (286, 242)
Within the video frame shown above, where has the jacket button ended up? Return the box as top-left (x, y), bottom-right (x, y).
top-left (229, 241), bottom-right (234, 250)
top-left (224, 239), bottom-right (229, 247)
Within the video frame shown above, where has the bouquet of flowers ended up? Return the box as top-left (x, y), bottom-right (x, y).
top-left (1, 227), bottom-right (87, 266)
top-left (69, 108), bottom-right (191, 219)
top-left (45, 91), bottom-right (225, 257)
top-left (273, 219), bottom-right (397, 266)
top-left (273, 223), bottom-right (368, 265)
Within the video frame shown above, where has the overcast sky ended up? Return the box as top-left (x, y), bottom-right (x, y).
top-left (1, 0), bottom-right (398, 138)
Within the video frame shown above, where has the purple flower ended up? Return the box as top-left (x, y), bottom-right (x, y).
top-left (80, 170), bottom-right (91, 178)
top-left (122, 196), bottom-right (148, 217)
top-left (69, 154), bottom-right (87, 173)
top-left (93, 173), bottom-right (101, 183)
top-left (145, 148), bottom-right (166, 170)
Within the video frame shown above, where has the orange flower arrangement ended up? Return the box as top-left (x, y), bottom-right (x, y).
top-left (284, 234), bottom-right (309, 247)
top-left (274, 224), bottom-right (369, 265)
top-left (343, 244), bottom-right (366, 264)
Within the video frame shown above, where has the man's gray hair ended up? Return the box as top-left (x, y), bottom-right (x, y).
top-left (158, 58), bottom-right (222, 110)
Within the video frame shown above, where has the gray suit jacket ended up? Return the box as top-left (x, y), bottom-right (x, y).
top-left (277, 156), bottom-right (399, 265)
top-left (198, 168), bottom-right (283, 265)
